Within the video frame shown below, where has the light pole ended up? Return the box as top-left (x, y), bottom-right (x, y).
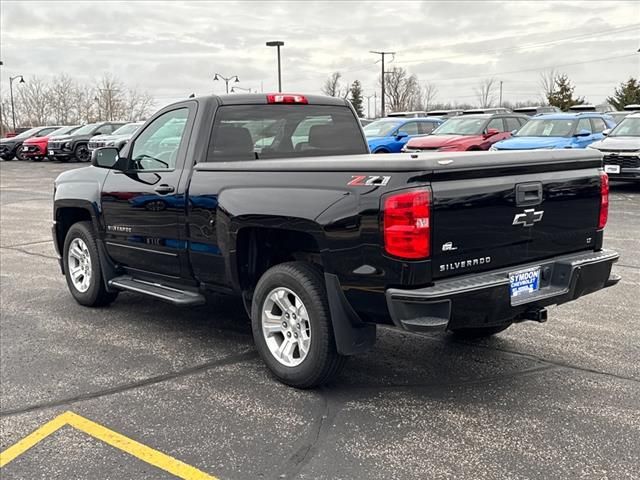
top-left (214, 73), bottom-right (239, 94)
top-left (9, 75), bottom-right (25, 132)
top-left (266, 41), bottom-right (284, 92)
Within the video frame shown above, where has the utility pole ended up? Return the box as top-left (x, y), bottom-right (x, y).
top-left (370, 51), bottom-right (394, 117)
top-left (499, 81), bottom-right (503, 107)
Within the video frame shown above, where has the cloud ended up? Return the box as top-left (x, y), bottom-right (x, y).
top-left (1, 0), bottom-right (638, 109)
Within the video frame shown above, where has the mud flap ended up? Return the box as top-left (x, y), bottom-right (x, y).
top-left (324, 273), bottom-right (376, 356)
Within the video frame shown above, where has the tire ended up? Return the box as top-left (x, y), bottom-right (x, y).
top-left (74, 144), bottom-right (91, 163)
top-left (63, 221), bottom-right (118, 307)
top-left (450, 324), bottom-right (511, 339)
top-left (15, 148), bottom-right (26, 161)
top-left (251, 261), bottom-right (346, 388)
top-left (374, 149), bottom-right (389, 154)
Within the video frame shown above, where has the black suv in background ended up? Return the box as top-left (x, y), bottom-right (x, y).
top-left (48, 121), bottom-right (125, 162)
top-left (0, 126), bottom-right (61, 160)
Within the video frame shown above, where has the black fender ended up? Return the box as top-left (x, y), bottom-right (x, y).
top-left (53, 168), bottom-right (118, 290)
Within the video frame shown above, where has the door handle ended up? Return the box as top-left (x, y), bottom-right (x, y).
top-left (154, 184), bottom-right (175, 194)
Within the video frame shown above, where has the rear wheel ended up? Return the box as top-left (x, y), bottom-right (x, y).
top-left (15, 148), bottom-right (26, 161)
top-left (450, 324), bottom-right (511, 339)
top-left (63, 221), bottom-right (118, 307)
top-left (251, 262), bottom-right (346, 388)
top-left (374, 148), bottom-right (390, 154)
top-left (74, 144), bottom-right (90, 163)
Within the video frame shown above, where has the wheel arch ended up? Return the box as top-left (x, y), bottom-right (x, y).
top-left (235, 226), bottom-right (375, 356)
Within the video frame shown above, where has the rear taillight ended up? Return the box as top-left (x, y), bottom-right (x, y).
top-left (383, 189), bottom-right (431, 259)
top-left (266, 94), bottom-right (308, 104)
top-left (598, 171), bottom-right (609, 230)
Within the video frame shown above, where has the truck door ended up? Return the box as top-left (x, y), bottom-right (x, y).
top-left (100, 104), bottom-right (195, 278)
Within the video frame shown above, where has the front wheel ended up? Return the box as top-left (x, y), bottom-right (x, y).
top-left (450, 324), bottom-right (511, 339)
top-left (63, 221), bottom-right (118, 307)
top-left (251, 262), bottom-right (346, 388)
top-left (15, 148), bottom-right (26, 161)
top-left (74, 144), bottom-right (91, 162)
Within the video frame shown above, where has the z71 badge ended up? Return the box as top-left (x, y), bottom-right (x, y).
top-left (348, 175), bottom-right (391, 186)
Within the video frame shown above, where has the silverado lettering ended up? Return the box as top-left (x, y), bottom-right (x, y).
top-left (52, 93), bottom-right (620, 388)
top-left (439, 257), bottom-right (492, 272)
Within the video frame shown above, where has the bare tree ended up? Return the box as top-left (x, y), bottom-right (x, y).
top-left (382, 67), bottom-right (421, 113)
top-left (124, 88), bottom-right (155, 121)
top-left (17, 76), bottom-right (51, 126)
top-left (0, 97), bottom-right (13, 135)
top-left (420, 82), bottom-right (438, 111)
top-left (49, 74), bottom-right (77, 124)
top-left (0, 73), bottom-right (155, 128)
top-left (73, 85), bottom-right (98, 124)
top-left (321, 72), bottom-right (348, 98)
top-left (96, 74), bottom-right (126, 121)
top-left (475, 78), bottom-right (497, 108)
top-left (539, 69), bottom-right (557, 105)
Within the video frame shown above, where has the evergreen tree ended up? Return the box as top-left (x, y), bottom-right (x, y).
top-left (547, 74), bottom-right (585, 111)
top-left (607, 78), bottom-right (640, 110)
top-left (349, 80), bottom-right (364, 117)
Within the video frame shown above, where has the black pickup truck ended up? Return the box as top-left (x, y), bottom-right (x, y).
top-left (53, 93), bottom-right (620, 388)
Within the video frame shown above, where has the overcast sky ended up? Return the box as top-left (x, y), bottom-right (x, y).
top-left (1, 0), bottom-right (638, 114)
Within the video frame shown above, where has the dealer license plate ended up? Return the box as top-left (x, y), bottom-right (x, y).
top-left (509, 266), bottom-right (541, 298)
top-left (604, 164), bottom-right (620, 174)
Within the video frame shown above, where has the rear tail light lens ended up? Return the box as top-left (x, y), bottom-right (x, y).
top-left (383, 189), bottom-right (431, 259)
top-left (266, 94), bottom-right (308, 104)
top-left (598, 171), bottom-right (609, 229)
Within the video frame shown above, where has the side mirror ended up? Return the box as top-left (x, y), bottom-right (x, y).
top-left (574, 129), bottom-right (591, 137)
top-left (510, 129), bottom-right (518, 135)
top-left (395, 132), bottom-right (408, 140)
top-left (484, 128), bottom-right (500, 138)
top-left (92, 147), bottom-right (120, 169)
top-left (602, 129), bottom-right (611, 136)
top-left (93, 132), bottom-right (102, 136)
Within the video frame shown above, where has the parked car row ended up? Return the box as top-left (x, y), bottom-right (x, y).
top-left (362, 108), bottom-right (638, 183)
top-left (0, 121), bottom-right (143, 162)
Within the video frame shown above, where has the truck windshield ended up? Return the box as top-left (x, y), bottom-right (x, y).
top-left (609, 117), bottom-right (640, 137)
top-left (515, 119), bottom-right (575, 137)
top-left (206, 105), bottom-right (367, 161)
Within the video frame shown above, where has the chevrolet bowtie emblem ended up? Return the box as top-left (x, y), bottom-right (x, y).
top-left (513, 208), bottom-right (544, 227)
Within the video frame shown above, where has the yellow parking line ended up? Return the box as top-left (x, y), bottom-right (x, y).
top-left (0, 411), bottom-right (218, 480)
top-left (0, 412), bottom-right (70, 468)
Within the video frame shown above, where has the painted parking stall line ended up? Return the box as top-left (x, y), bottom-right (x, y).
top-left (0, 411), bottom-right (218, 480)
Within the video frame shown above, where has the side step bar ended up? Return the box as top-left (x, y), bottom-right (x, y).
top-left (108, 276), bottom-right (206, 306)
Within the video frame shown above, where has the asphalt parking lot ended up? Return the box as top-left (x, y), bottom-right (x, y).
top-left (0, 160), bottom-right (639, 480)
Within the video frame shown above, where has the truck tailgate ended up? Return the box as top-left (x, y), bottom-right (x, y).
top-left (431, 156), bottom-right (604, 280)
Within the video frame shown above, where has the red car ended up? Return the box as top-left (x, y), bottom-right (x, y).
top-left (21, 125), bottom-right (80, 161)
top-left (402, 114), bottom-right (528, 152)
